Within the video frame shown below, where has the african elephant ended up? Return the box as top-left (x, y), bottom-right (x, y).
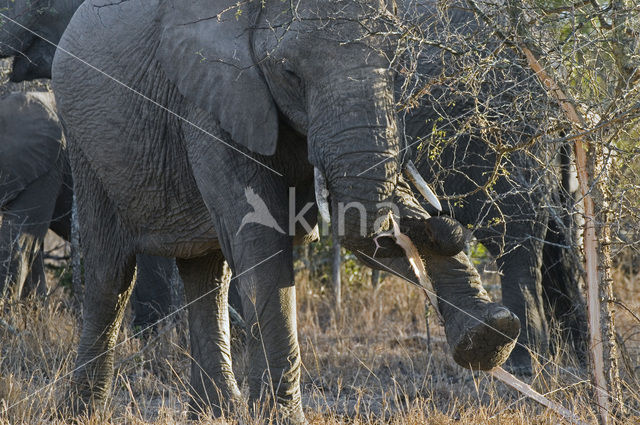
top-left (51, 0), bottom-right (520, 422)
top-left (0, 91), bottom-right (70, 298)
top-left (397, 0), bottom-right (586, 373)
top-left (0, 90), bottom-right (176, 328)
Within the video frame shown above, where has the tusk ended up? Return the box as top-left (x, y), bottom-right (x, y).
top-left (405, 160), bottom-right (442, 212)
top-left (314, 168), bottom-right (331, 223)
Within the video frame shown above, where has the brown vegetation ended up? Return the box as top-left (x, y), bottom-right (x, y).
top-left (0, 252), bottom-right (637, 424)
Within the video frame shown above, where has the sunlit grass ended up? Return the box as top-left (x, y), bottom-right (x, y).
top-left (0, 259), bottom-right (636, 424)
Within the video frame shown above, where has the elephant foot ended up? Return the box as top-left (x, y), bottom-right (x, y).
top-left (247, 394), bottom-right (307, 425)
top-left (66, 356), bottom-right (116, 416)
top-left (65, 379), bottom-right (108, 419)
top-left (275, 401), bottom-right (308, 425)
top-left (187, 383), bottom-right (243, 421)
top-left (446, 303), bottom-right (520, 371)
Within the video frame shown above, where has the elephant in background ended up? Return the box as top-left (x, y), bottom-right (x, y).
top-left (397, 0), bottom-right (586, 372)
top-left (0, 91), bottom-right (176, 327)
top-left (0, 0), bottom-right (84, 83)
top-left (52, 0), bottom-right (521, 422)
top-left (0, 91), bottom-right (70, 297)
top-left (0, 0), bottom-right (181, 329)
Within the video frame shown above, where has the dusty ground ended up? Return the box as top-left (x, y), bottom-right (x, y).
top-left (0, 242), bottom-right (637, 424)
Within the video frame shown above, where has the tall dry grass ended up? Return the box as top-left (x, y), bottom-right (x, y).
top-left (0, 257), bottom-right (637, 424)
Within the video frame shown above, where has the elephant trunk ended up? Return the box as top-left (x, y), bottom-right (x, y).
top-left (308, 68), bottom-right (399, 248)
top-left (308, 68), bottom-right (465, 257)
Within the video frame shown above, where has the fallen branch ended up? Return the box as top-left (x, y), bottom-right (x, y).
top-left (489, 368), bottom-right (588, 425)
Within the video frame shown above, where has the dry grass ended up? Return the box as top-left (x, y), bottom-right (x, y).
top-left (0, 259), bottom-right (637, 424)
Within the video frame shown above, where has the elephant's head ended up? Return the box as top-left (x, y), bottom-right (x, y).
top-left (158, 0), bottom-right (466, 258)
top-left (254, 0), bottom-right (465, 256)
top-left (0, 0), bottom-right (82, 81)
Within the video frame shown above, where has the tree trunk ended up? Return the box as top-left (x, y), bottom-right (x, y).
top-left (518, 38), bottom-right (621, 425)
top-left (587, 140), bottom-right (623, 416)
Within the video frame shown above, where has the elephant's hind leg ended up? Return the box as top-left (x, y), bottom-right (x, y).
top-left (176, 251), bottom-right (241, 418)
top-left (70, 245), bottom-right (136, 413)
top-left (67, 151), bottom-right (137, 413)
top-left (24, 249), bottom-right (47, 297)
top-left (0, 217), bottom-right (24, 297)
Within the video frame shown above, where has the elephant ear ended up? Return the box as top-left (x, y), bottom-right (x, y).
top-left (0, 92), bottom-right (63, 206)
top-left (157, 1), bottom-right (278, 156)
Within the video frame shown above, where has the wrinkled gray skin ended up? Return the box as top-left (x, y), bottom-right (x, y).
top-left (0, 0), bottom-right (180, 328)
top-left (0, 0), bottom-right (246, 330)
top-left (0, 0), bottom-right (249, 328)
top-left (398, 0), bottom-right (586, 373)
top-left (52, 0), bottom-right (520, 422)
top-left (0, 91), bottom-right (175, 329)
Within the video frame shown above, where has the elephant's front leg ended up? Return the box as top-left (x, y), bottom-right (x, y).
top-left (209, 190), bottom-right (302, 421)
top-left (182, 131), bottom-right (305, 423)
top-left (229, 232), bottom-right (303, 423)
top-left (176, 251), bottom-right (241, 418)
